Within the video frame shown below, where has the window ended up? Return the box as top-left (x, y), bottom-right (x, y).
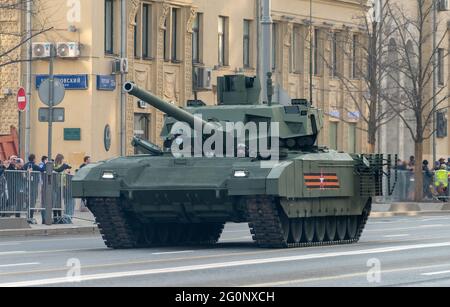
top-left (243, 20), bottom-right (251, 68)
top-left (351, 34), bottom-right (358, 79)
top-left (438, 48), bottom-right (445, 85)
top-left (330, 32), bottom-right (338, 77)
top-left (192, 13), bottom-right (202, 63)
top-left (313, 28), bottom-right (321, 76)
top-left (218, 16), bottom-right (228, 66)
top-left (329, 122), bottom-right (338, 150)
top-left (272, 23), bottom-right (278, 70)
top-left (134, 114), bottom-right (151, 153)
top-left (292, 25), bottom-right (303, 73)
top-left (171, 8), bottom-right (179, 61)
top-left (348, 124), bottom-right (357, 153)
top-left (134, 14), bottom-right (138, 57)
top-left (142, 3), bottom-right (152, 58)
top-left (105, 0), bottom-right (114, 54)
top-left (163, 18), bottom-right (168, 61)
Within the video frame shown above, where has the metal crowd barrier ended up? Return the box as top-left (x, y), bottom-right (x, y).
top-left (0, 170), bottom-right (75, 224)
top-left (380, 170), bottom-right (449, 203)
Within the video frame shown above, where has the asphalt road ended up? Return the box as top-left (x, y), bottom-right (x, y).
top-left (1, 214), bottom-right (450, 287)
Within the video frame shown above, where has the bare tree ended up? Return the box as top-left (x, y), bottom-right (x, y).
top-left (384, 0), bottom-right (449, 201)
top-left (0, 0), bottom-right (52, 68)
top-left (322, 0), bottom-right (397, 153)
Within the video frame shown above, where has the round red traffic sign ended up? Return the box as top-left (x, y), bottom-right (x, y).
top-left (17, 88), bottom-right (27, 112)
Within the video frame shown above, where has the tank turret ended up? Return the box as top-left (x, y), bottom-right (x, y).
top-left (125, 75), bottom-right (323, 153)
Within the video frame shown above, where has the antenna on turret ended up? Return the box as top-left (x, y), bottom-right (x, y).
top-left (267, 72), bottom-right (273, 106)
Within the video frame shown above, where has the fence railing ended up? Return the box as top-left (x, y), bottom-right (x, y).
top-left (0, 170), bottom-right (75, 224)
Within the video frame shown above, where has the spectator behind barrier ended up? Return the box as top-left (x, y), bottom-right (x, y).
top-left (54, 154), bottom-right (72, 174)
top-left (23, 154), bottom-right (42, 172)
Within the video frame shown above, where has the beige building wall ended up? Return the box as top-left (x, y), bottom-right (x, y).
top-left (0, 1), bottom-right (21, 136)
top-left (2, 0), bottom-right (375, 165)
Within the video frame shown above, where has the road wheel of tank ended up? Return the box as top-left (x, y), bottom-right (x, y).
top-left (168, 224), bottom-right (183, 244)
top-left (324, 216), bottom-right (337, 241)
top-left (346, 216), bottom-right (358, 239)
top-left (336, 216), bottom-right (347, 240)
top-left (156, 224), bottom-right (170, 244)
top-left (289, 219), bottom-right (303, 243)
top-left (302, 218), bottom-right (315, 243)
top-left (279, 211), bottom-right (290, 243)
top-left (142, 224), bottom-right (156, 246)
top-left (314, 217), bottom-right (326, 242)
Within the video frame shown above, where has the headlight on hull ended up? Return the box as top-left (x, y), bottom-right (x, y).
top-left (102, 171), bottom-right (116, 180)
top-left (233, 170), bottom-right (249, 178)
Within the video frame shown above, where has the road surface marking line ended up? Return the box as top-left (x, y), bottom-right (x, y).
top-left (0, 251), bottom-right (26, 256)
top-left (383, 234), bottom-right (410, 238)
top-left (0, 263), bottom-right (40, 268)
top-left (0, 243), bottom-right (20, 247)
top-left (366, 225), bottom-right (447, 233)
top-left (246, 263), bottom-right (450, 287)
top-left (421, 270), bottom-right (450, 276)
top-left (152, 251), bottom-right (194, 255)
top-left (3, 241), bottom-right (450, 287)
top-left (419, 224), bottom-right (445, 228)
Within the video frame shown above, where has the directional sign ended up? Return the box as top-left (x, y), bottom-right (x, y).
top-left (38, 78), bottom-right (65, 107)
top-left (17, 88), bottom-right (27, 112)
top-left (38, 108), bottom-right (65, 122)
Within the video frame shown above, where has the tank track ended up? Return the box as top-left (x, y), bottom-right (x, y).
top-left (87, 198), bottom-right (139, 249)
top-left (87, 198), bottom-right (225, 249)
top-left (247, 196), bottom-right (371, 248)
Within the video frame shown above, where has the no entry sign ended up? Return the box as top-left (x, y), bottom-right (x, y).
top-left (17, 88), bottom-right (27, 112)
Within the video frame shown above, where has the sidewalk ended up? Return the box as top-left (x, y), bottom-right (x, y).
top-left (372, 201), bottom-right (450, 217)
top-left (0, 210), bottom-right (98, 237)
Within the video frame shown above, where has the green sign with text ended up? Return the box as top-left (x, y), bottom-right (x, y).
top-left (64, 128), bottom-right (81, 141)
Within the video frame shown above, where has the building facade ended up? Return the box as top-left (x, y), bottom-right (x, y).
top-left (1, 0), bottom-right (372, 166)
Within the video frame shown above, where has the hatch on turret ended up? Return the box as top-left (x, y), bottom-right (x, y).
top-left (217, 75), bottom-right (261, 105)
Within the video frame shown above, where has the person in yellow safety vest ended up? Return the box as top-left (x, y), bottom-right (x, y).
top-left (435, 165), bottom-right (449, 202)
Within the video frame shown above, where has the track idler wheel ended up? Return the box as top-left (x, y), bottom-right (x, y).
top-left (336, 216), bottom-right (347, 241)
top-left (289, 219), bottom-right (303, 244)
top-left (325, 216), bottom-right (337, 241)
top-left (346, 216), bottom-right (358, 239)
top-left (302, 218), bottom-right (315, 243)
top-left (156, 224), bottom-right (170, 244)
top-left (314, 217), bottom-right (326, 242)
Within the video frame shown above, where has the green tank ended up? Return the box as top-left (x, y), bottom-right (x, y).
top-left (72, 74), bottom-right (396, 249)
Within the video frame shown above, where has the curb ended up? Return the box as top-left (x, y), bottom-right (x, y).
top-left (0, 225), bottom-right (99, 237)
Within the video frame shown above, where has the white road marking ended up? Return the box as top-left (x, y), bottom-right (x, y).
top-left (421, 217), bottom-right (450, 222)
top-left (383, 234), bottom-right (410, 238)
top-left (152, 251), bottom-right (194, 255)
top-left (247, 263), bottom-right (450, 287)
top-left (0, 243), bottom-right (19, 246)
top-left (0, 263), bottom-right (40, 268)
top-left (3, 241), bottom-right (450, 287)
top-left (0, 237), bottom-right (99, 245)
top-left (421, 270), bottom-right (450, 276)
top-left (0, 251), bottom-right (26, 256)
top-left (419, 224), bottom-right (445, 228)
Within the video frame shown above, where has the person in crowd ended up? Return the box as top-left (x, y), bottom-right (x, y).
top-left (38, 156), bottom-right (48, 171)
top-left (434, 164), bottom-right (449, 202)
top-left (0, 161), bottom-right (8, 217)
top-left (23, 154), bottom-right (42, 172)
top-left (434, 161), bottom-right (441, 171)
top-left (54, 154), bottom-right (72, 173)
top-left (6, 155), bottom-right (18, 170)
top-left (422, 160), bottom-right (434, 199)
top-left (79, 156), bottom-right (91, 170)
top-left (408, 156), bottom-right (415, 170)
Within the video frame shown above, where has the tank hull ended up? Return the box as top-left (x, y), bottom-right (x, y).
top-left (73, 151), bottom-right (375, 248)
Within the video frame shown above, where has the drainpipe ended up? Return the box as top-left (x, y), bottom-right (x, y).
top-left (120, 0), bottom-right (127, 155)
top-left (25, 0), bottom-right (32, 159)
top-left (259, 0), bottom-right (272, 104)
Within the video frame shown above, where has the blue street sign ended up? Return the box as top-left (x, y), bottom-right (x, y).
top-left (97, 75), bottom-right (117, 91)
top-left (36, 74), bottom-right (89, 90)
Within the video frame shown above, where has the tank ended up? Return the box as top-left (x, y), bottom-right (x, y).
top-left (72, 74), bottom-right (396, 249)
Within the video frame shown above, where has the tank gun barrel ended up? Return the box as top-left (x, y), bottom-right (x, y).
top-left (124, 82), bottom-right (212, 130)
